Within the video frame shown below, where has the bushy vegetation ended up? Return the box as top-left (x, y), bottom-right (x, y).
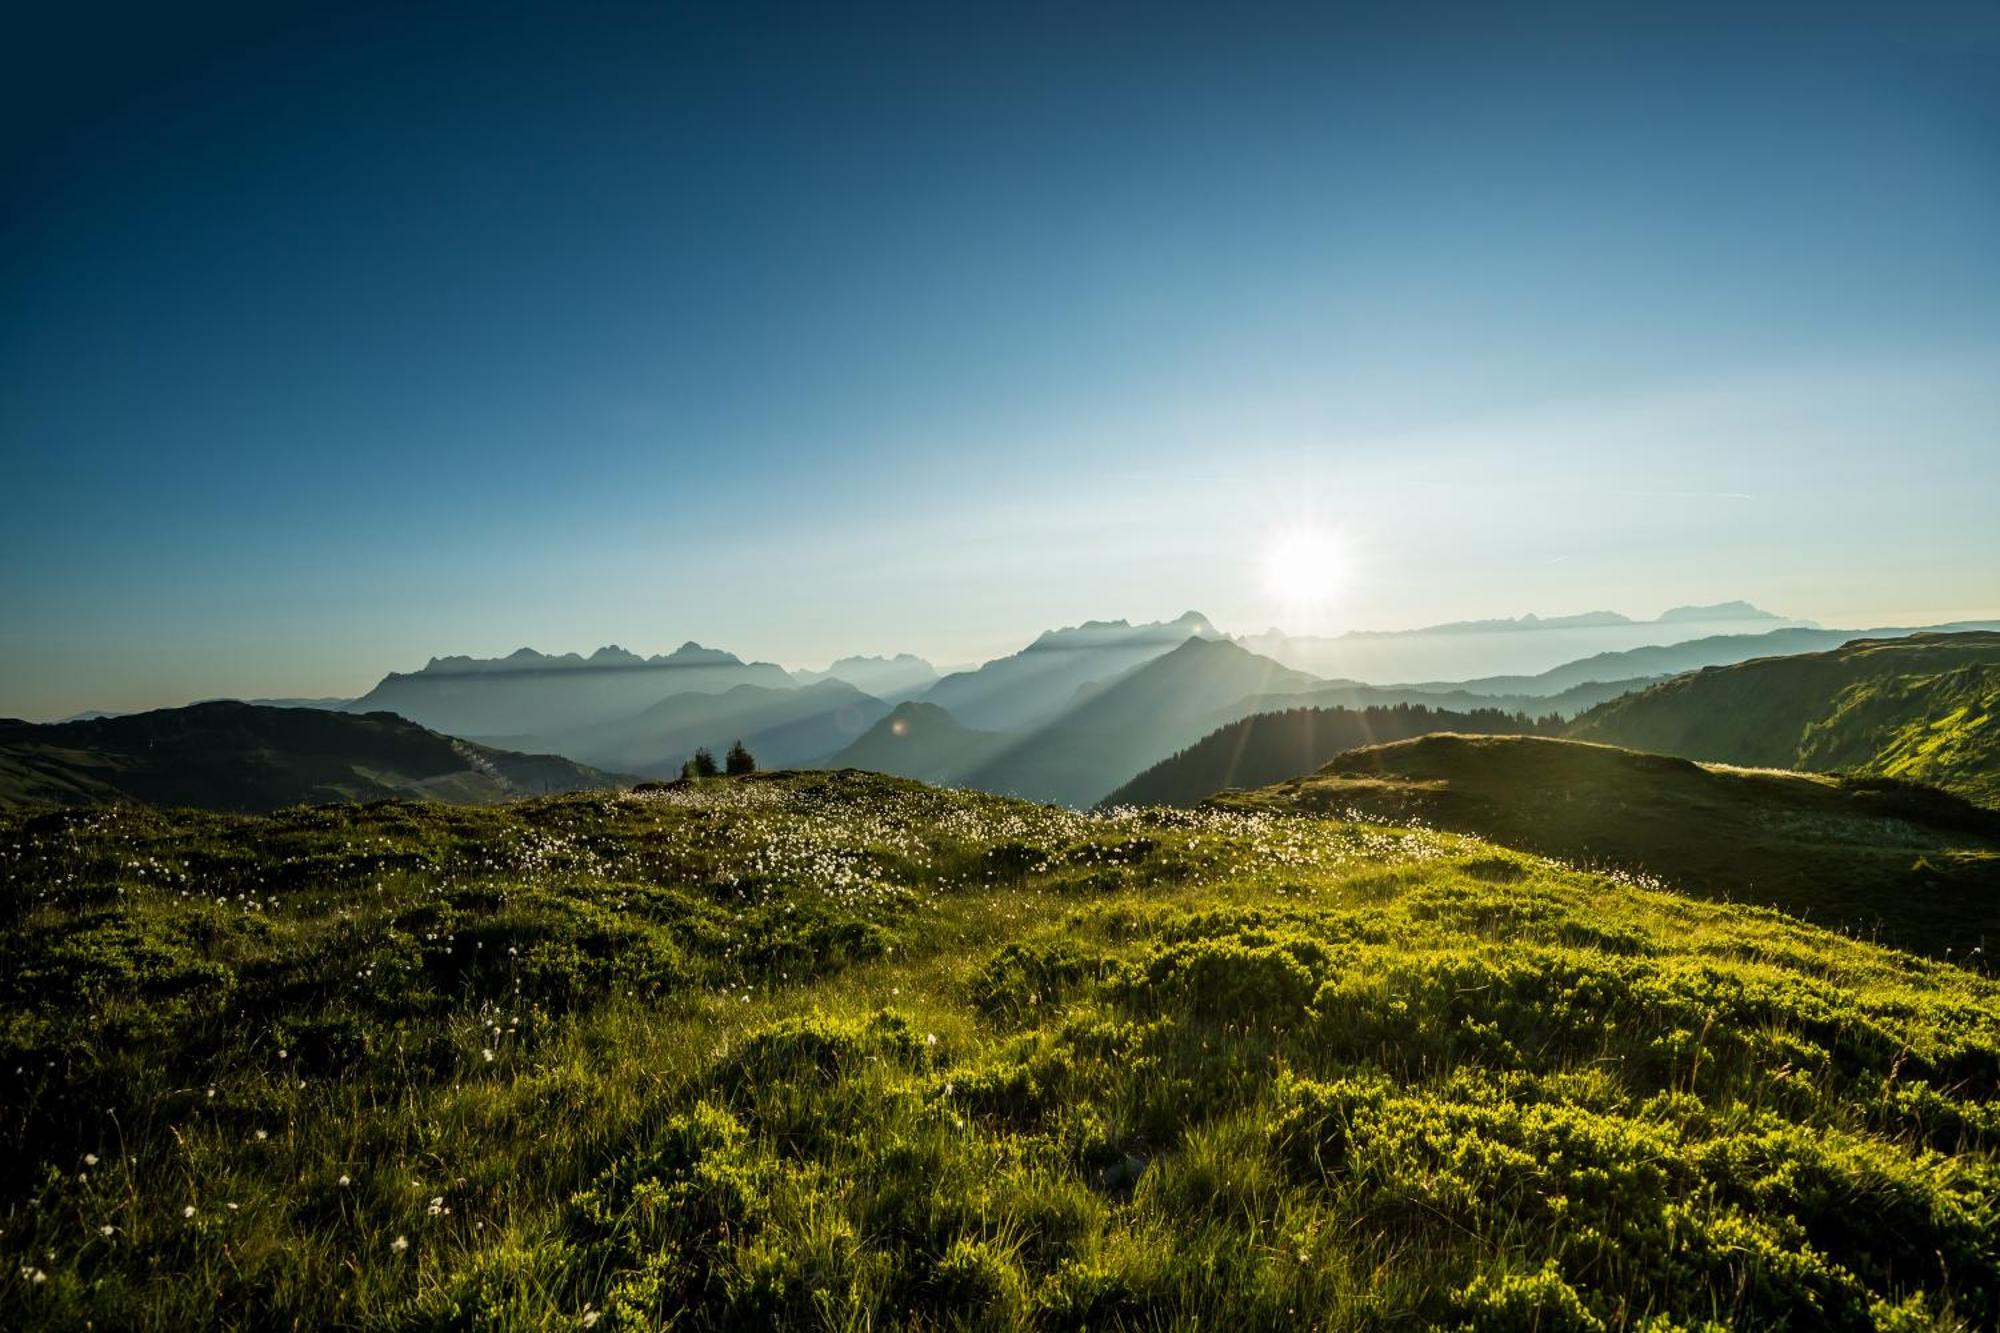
top-left (3, 770), bottom-right (1998, 1329)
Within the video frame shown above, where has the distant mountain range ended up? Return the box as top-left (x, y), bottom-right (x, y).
top-left (1214, 733), bottom-right (2000, 956)
top-left (0, 702), bottom-right (624, 812)
top-left (923, 611), bottom-right (1224, 731)
top-left (24, 606), bottom-right (1998, 815)
top-left (792, 654), bottom-right (939, 701)
top-left (1330, 599), bottom-right (1784, 638)
top-left (347, 642), bottom-right (795, 745)
top-left (833, 635), bottom-right (1322, 806)
top-left (1239, 601), bottom-right (1819, 682)
top-left (1571, 632), bottom-right (2000, 808)
top-left (1427, 620), bottom-right (2000, 697)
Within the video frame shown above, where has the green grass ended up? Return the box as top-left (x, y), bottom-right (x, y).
top-left (1801, 666), bottom-right (2000, 811)
top-left (1570, 632), bottom-right (2000, 810)
top-left (3, 770), bottom-right (1998, 1329)
top-left (1213, 733), bottom-right (2000, 960)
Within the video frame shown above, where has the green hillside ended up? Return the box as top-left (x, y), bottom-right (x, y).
top-left (0, 702), bottom-right (625, 813)
top-left (1214, 733), bottom-right (2000, 958)
top-left (1571, 632), bottom-right (2000, 808)
top-left (4, 771), bottom-right (1998, 1329)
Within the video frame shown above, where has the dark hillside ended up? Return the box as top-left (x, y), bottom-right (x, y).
top-left (0, 702), bottom-right (624, 812)
top-left (1100, 703), bottom-right (1552, 807)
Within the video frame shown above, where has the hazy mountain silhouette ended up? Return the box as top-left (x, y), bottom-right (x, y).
top-left (0, 702), bottom-right (624, 812)
top-left (1238, 603), bottom-right (1814, 682)
top-left (1435, 621), bottom-right (2000, 698)
top-left (347, 642), bottom-right (793, 740)
top-left (1215, 733), bottom-right (2000, 957)
top-left (792, 654), bottom-right (938, 702)
top-left (1657, 599), bottom-right (1780, 622)
top-left (1099, 702), bottom-right (1555, 808)
top-left (960, 636), bottom-right (1321, 806)
top-left (1570, 632), bottom-right (2000, 807)
top-left (919, 611), bottom-right (1223, 731)
top-left (550, 679), bottom-right (889, 777)
top-left (822, 701), bottom-right (1010, 785)
top-left (57, 697), bottom-right (353, 723)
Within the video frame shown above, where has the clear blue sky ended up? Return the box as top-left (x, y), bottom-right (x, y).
top-left (4, 2), bottom-right (1998, 719)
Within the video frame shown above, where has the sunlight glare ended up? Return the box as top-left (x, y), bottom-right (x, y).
top-left (1260, 525), bottom-right (1348, 610)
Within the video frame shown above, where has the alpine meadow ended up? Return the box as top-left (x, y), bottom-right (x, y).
top-left (4, 3), bottom-right (2000, 1330)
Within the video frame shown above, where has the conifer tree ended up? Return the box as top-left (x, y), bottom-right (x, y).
top-left (725, 739), bottom-right (756, 775)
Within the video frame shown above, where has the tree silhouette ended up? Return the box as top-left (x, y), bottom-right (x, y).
top-left (685, 747), bottom-right (719, 778)
top-left (725, 740), bottom-right (756, 775)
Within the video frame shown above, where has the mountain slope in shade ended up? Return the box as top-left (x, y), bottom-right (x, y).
top-left (1570, 632), bottom-right (2000, 807)
top-left (822, 701), bottom-right (1011, 785)
top-left (0, 702), bottom-right (625, 813)
top-left (347, 642), bottom-right (794, 741)
top-left (555, 680), bottom-right (889, 777)
top-left (962, 636), bottom-right (1322, 806)
top-left (1100, 703), bottom-right (1556, 808)
top-left (793, 654), bottom-right (938, 701)
top-left (1215, 733), bottom-right (2000, 957)
top-left (920, 611), bottom-right (1224, 731)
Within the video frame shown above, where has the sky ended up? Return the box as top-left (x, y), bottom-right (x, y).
top-left (3, 1), bottom-right (1998, 719)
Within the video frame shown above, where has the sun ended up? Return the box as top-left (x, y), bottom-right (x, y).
top-left (1260, 525), bottom-right (1348, 609)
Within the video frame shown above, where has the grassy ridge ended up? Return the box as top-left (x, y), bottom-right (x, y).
top-left (3, 772), bottom-right (1998, 1329)
top-left (1211, 734), bottom-right (2000, 960)
top-left (1571, 633), bottom-right (2000, 808)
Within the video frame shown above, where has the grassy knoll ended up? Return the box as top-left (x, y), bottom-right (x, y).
top-left (3, 770), bottom-right (1998, 1329)
top-left (1210, 734), bottom-right (2000, 961)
